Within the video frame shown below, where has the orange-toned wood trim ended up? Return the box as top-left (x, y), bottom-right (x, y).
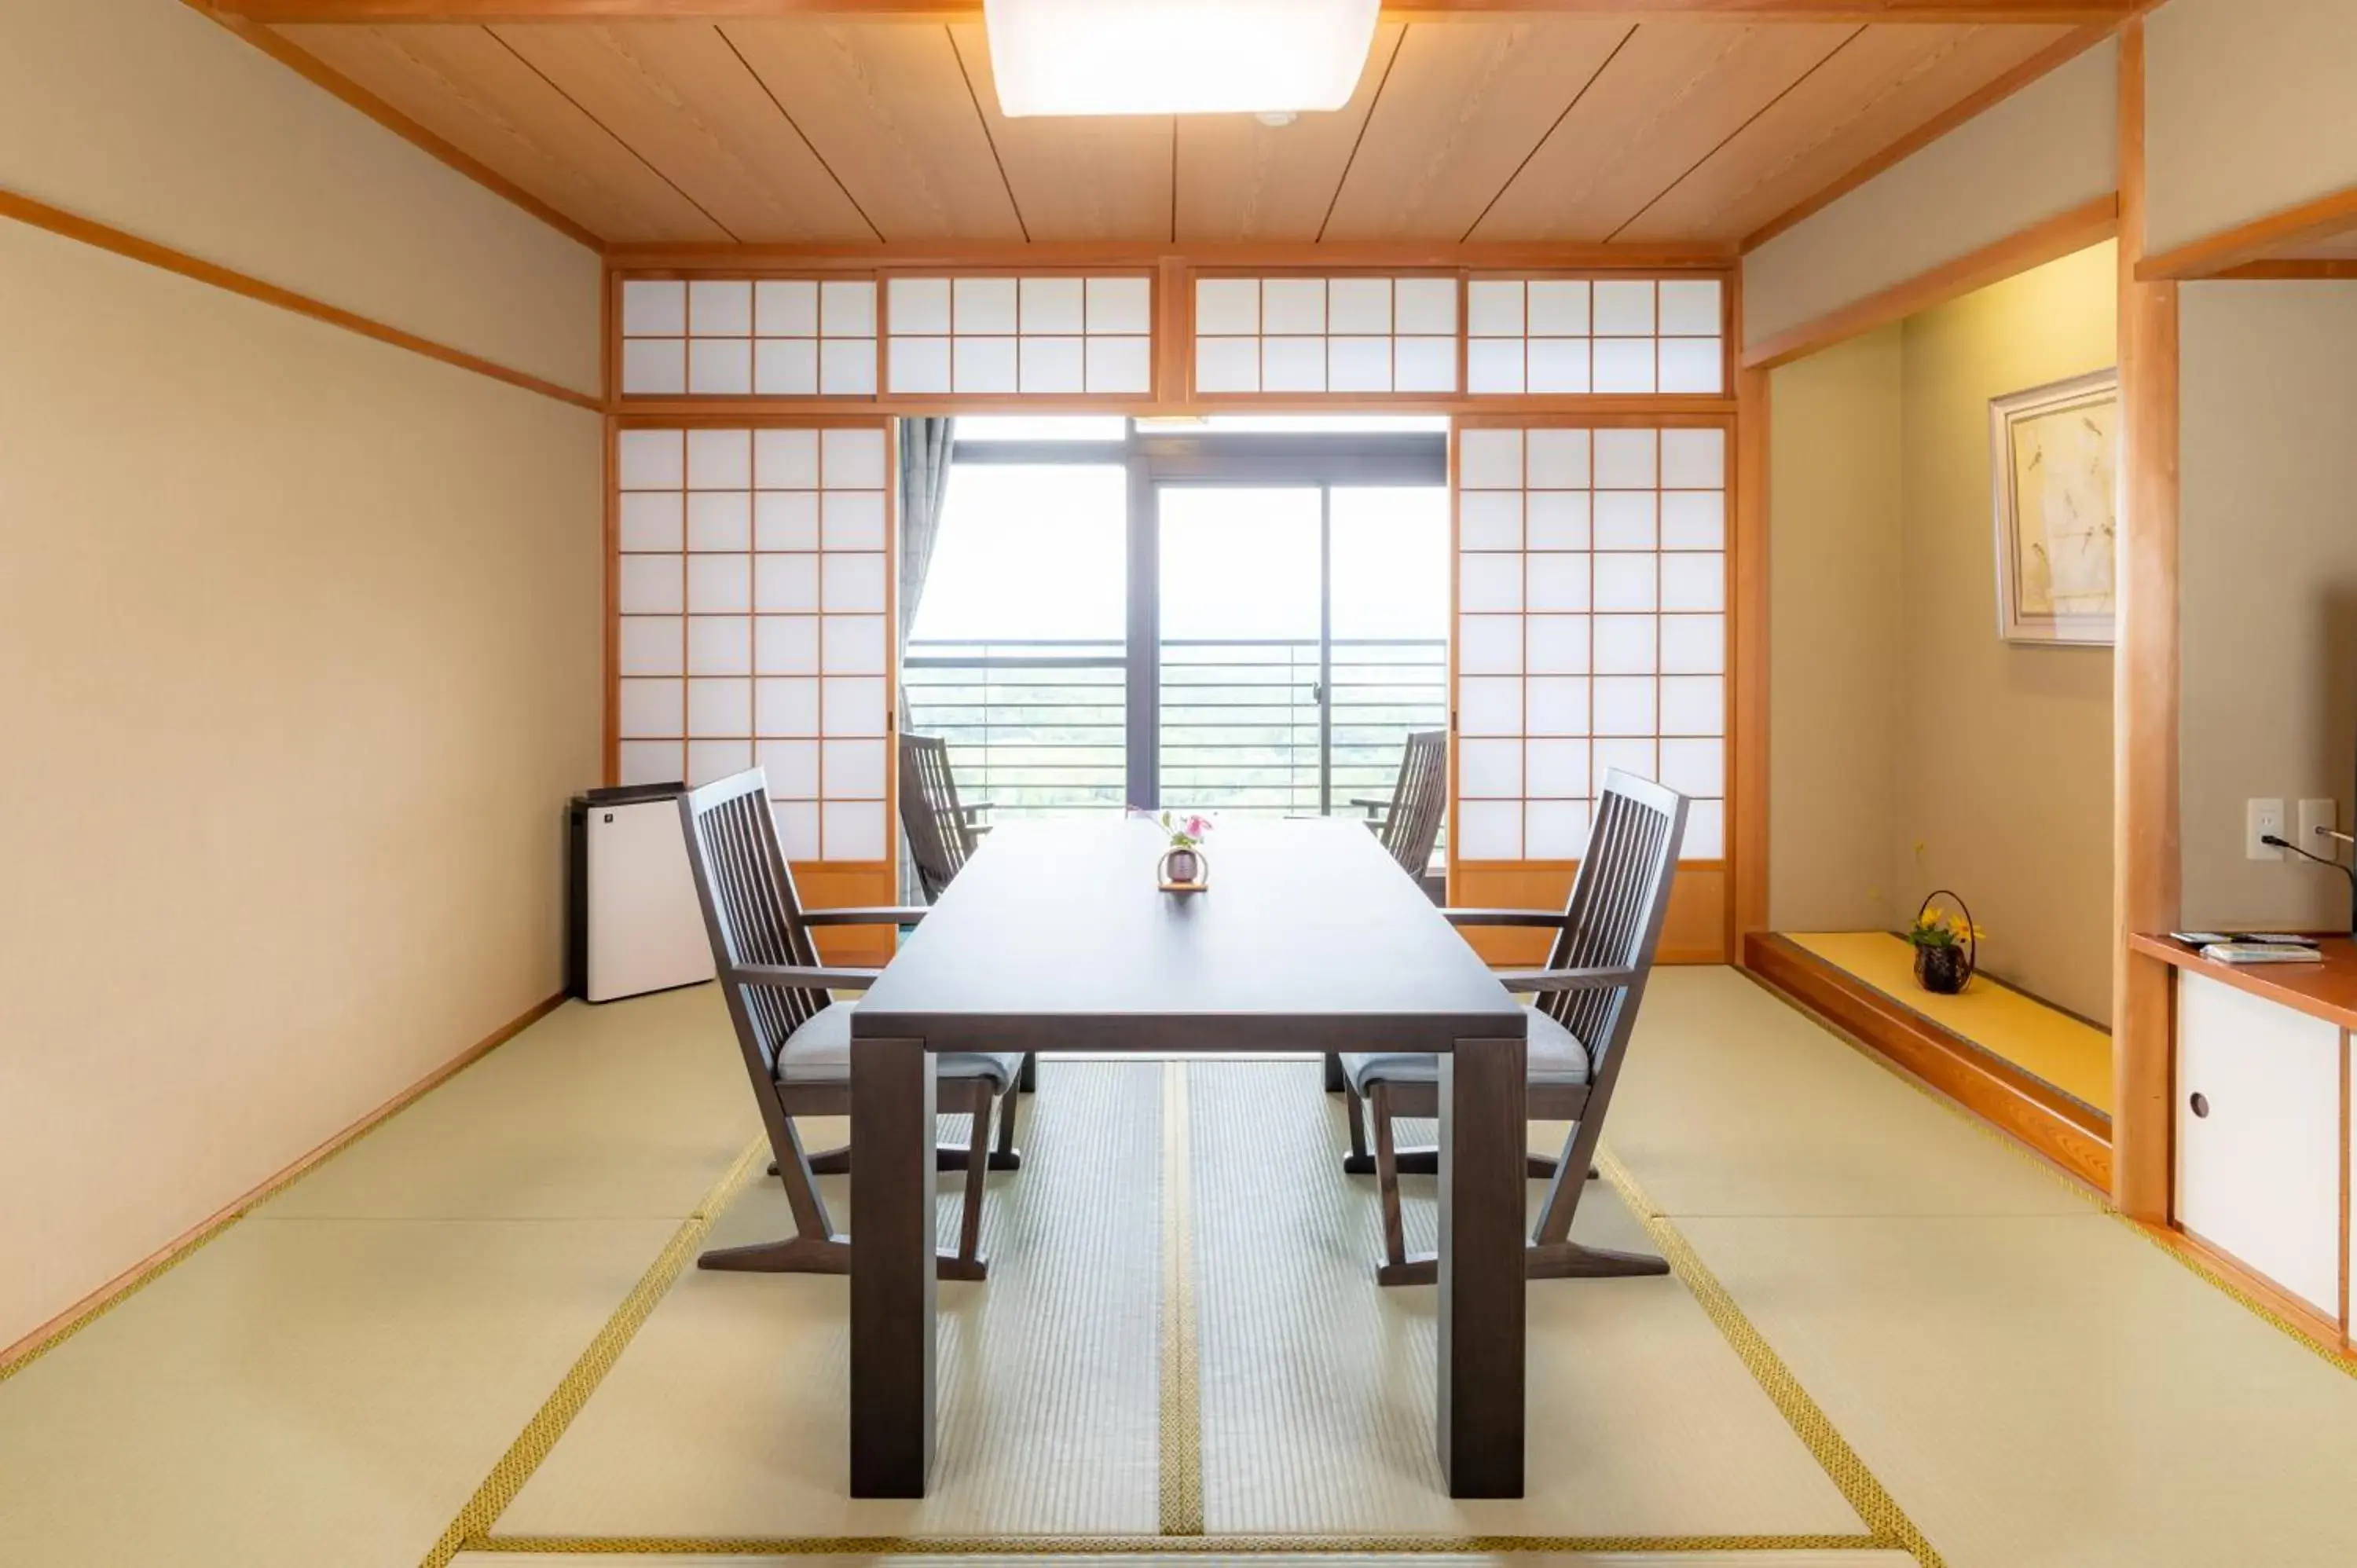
top-left (2160, 1222), bottom-right (2355, 1358)
top-left (0, 186), bottom-right (604, 411)
top-left (602, 415), bottom-right (621, 788)
top-left (2341, 1022), bottom-right (2350, 1342)
top-left (2136, 183), bottom-right (2357, 282)
top-left (1741, 22), bottom-right (2117, 254)
top-left (1728, 274), bottom-right (1769, 954)
top-left (1745, 932), bottom-right (2113, 1192)
top-left (218, 2), bottom-right (2151, 22)
top-left (184, 2), bottom-right (603, 251)
top-left (2112, 17), bottom-right (2179, 1224)
top-left (2128, 935), bottom-right (2357, 1037)
top-left (0, 990), bottom-right (566, 1379)
top-left (2209, 260), bottom-right (2357, 281)
top-left (607, 240), bottom-right (1739, 272)
top-left (1741, 193), bottom-right (2119, 370)
top-left (611, 394), bottom-right (1743, 419)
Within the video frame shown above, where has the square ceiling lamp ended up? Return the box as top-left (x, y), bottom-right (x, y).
top-left (983, 0), bottom-right (1381, 118)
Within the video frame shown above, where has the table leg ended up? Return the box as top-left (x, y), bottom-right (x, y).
top-left (1437, 1034), bottom-right (1527, 1498)
top-left (850, 1035), bottom-right (935, 1497)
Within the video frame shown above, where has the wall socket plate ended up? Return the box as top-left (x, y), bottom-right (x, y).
top-left (2249, 797), bottom-right (2286, 860)
top-left (2299, 797), bottom-right (2338, 850)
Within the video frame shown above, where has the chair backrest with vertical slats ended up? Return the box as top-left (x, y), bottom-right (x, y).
top-left (677, 769), bottom-right (830, 1079)
top-left (1377, 729), bottom-right (1449, 878)
top-left (1537, 769), bottom-right (1688, 1089)
top-left (898, 734), bottom-right (977, 903)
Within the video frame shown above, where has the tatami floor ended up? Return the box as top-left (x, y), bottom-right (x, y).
top-left (5, 968), bottom-right (2356, 1567)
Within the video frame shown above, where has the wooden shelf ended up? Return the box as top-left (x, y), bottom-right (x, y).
top-left (2128, 933), bottom-right (2357, 1035)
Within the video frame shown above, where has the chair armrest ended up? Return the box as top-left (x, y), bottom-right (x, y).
top-left (732, 964), bottom-right (885, 991)
top-left (1348, 797), bottom-right (1393, 812)
top-left (958, 801), bottom-right (993, 819)
top-left (1495, 965), bottom-right (1641, 993)
top-left (800, 906), bottom-right (929, 926)
top-left (1443, 907), bottom-right (1572, 929)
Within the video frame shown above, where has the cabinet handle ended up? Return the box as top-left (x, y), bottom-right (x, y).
top-left (2188, 1091), bottom-right (2210, 1119)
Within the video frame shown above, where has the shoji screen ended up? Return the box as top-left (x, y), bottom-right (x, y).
top-left (614, 421), bottom-right (894, 906)
top-left (1453, 421), bottom-right (1728, 960)
top-left (618, 278), bottom-right (880, 397)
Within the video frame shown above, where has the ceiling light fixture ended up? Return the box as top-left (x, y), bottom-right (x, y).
top-left (982, 0), bottom-right (1380, 119)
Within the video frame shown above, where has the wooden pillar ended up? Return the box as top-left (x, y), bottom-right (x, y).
top-left (1729, 341), bottom-right (1772, 954)
top-left (2112, 18), bottom-right (2182, 1222)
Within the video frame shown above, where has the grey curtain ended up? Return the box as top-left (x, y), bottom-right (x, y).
top-left (896, 418), bottom-right (955, 899)
top-left (898, 416), bottom-right (955, 678)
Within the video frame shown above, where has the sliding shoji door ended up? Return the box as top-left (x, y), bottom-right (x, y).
top-left (1452, 419), bottom-right (1731, 963)
top-left (613, 419), bottom-right (896, 959)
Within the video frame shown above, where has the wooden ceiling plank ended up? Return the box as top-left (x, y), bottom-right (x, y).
top-left (491, 20), bottom-right (878, 240)
top-left (1172, 23), bottom-right (1406, 243)
top-left (718, 20), bottom-right (1024, 242)
top-left (1614, 21), bottom-right (2071, 242)
top-left (220, 4), bottom-right (2147, 25)
top-left (1468, 20), bottom-right (1860, 244)
top-left (944, 21), bottom-right (1172, 242)
top-left (272, 21), bottom-right (726, 242)
top-left (1319, 18), bottom-right (1637, 243)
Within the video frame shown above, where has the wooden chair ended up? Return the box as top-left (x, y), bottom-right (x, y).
top-left (897, 733), bottom-right (1036, 1094)
top-left (1340, 769), bottom-right (1688, 1286)
top-left (898, 733), bottom-right (991, 903)
top-left (1349, 728), bottom-right (1448, 886)
top-left (677, 768), bottom-right (1026, 1281)
top-left (1324, 727), bottom-right (1450, 1092)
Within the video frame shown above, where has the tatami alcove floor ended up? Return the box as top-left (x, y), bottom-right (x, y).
top-left (5, 969), bottom-right (2357, 1567)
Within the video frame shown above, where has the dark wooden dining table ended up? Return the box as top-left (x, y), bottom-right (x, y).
top-left (847, 815), bottom-right (1530, 1500)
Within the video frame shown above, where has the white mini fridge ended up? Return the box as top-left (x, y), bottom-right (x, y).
top-left (567, 785), bottom-right (715, 1002)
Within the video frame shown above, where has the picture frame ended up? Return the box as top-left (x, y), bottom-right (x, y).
top-left (1989, 367), bottom-right (2119, 646)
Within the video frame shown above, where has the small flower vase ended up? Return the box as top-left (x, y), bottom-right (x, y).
top-left (1159, 846), bottom-right (1207, 891)
top-left (1914, 943), bottom-right (1970, 995)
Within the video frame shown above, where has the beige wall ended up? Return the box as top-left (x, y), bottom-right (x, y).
top-left (0, 0), bottom-right (600, 395)
top-left (1767, 246), bottom-right (2117, 1023)
top-left (1768, 328), bottom-right (1906, 933)
top-left (0, 0), bottom-right (603, 1351)
top-left (1743, 38), bottom-right (2117, 354)
top-left (2147, 0), bottom-right (2357, 255)
top-left (2179, 281), bottom-right (2357, 930)
top-left (1895, 244), bottom-right (2117, 1024)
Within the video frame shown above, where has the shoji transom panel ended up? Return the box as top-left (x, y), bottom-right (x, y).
top-left (1465, 277), bottom-right (1726, 397)
top-left (884, 275), bottom-right (1153, 395)
top-left (1453, 423), bottom-right (1728, 865)
top-left (614, 423), bottom-right (893, 866)
top-left (1193, 274), bottom-right (1461, 395)
top-left (620, 279), bottom-right (880, 397)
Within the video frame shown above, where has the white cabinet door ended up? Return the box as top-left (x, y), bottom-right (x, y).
top-left (2174, 972), bottom-right (2344, 1315)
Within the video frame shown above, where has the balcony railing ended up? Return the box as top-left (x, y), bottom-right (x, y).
top-left (902, 637), bottom-right (1448, 820)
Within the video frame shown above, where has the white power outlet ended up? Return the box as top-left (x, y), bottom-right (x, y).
top-left (2248, 797), bottom-right (2286, 861)
top-left (2299, 797), bottom-right (2339, 852)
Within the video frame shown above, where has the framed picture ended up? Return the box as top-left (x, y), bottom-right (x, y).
top-left (1989, 367), bottom-right (2118, 645)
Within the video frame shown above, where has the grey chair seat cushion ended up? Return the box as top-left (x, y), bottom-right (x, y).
top-left (775, 1002), bottom-right (1024, 1087)
top-left (1341, 1007), bottom-right (1590, 1094)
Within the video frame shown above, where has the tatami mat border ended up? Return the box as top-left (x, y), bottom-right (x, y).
top-left (1157, 1063), bottom-right (1205, 1535)
top-left (470, 1531), bottom-right (1885, 1555)
top-left (423, 1138), bottom-right (772, 1568)
top-left (1596, 1153), bottom-right (1943, 1568)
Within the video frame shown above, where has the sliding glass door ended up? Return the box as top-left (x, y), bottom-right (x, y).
top-left (904, 416), bottom-right (1446, 817)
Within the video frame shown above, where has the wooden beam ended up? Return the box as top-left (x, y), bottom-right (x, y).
top-left (2136, 183), bottom-right (2357, 281)
top-left (603, 237), bottom-right (1738, 270)
top-left (1728, 276), bottom-right (1770, 954)
top-left (1740, 193), bottom-right (2118, 371)
top-left (2110, 16), bottom-right (2178, 1225)
top-left (210, 2), bottom-right (2149, 24)
top-left (0, 187), bottom-right (603, 410)
top-left (1742, 23), bottom-right (2117, 255)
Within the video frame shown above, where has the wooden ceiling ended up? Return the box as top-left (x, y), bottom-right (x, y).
top-left (250, 9), bottom-right (2101, 251)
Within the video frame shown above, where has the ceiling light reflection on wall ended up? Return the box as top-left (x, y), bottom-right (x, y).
top-left (982, 0), bottom-right (1380, 118)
